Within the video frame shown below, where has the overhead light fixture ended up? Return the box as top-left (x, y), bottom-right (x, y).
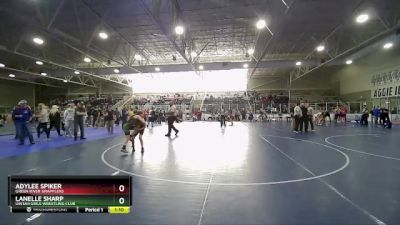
top-left (247, 48), bottom-right (254, 55)
top-left (155, 67), bottom-right (160, 72)
top-left (346, 60), bottom-right (353, 65)
top-left (33, 37), bottom-right (44, 45)
top-left (0, 63), bottom-right (5, 68)
top-left (356, 14), bottom-right (369, 23)
top-left (63, 79), bottom-right (68, 83)
top-left (84, 57), bottom-right (91, 63)
top-left (134, 54), bottom-right (142, 60)
top-left (256, 19), bottom-right (266, 29)
top-left (40, 72), bottom-right (47, 76)
top-left (295, 61), bottom-right (302, 66)
top-left (383, 42), bottom-right (393, 49)
top-left (243, 63), bottom-right (249, 68)
top-left (198, 65), bottom-right (204, 70)
top-left (316, 45), bottom-right (325, 52)
top-left (190, 52), bottom-right (197, 58)
top-left (35, 61), bottom-right (43, 65)
top-left (114, 69), bottom-right (120, 73)
top-left (175, 25), bottom-right (184, 35)
top-left (74, 71), bottom-right (80, 75)
top-left (98, 32), bottom-right (108, 39)
top-left (9, 74), bottom-right (15, 78)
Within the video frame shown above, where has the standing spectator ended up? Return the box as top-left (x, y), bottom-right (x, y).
top-left (147, 107), bottom-right (156, 128)
top-left (373, 106), bottom-right (380, 125)
top-left (91, 107), bottom-right (99, 127)
top-left (12, 100), bottom-right (34, 145)
top-left (121, 107), bottom-right (129, 127)
top-left (74, 102), bottom-right (87, 141)
top-left (307, 104), bottom-right (315, 131)
top-left (293, 103), bottom-right (302, 133)
top-left (49, 105), bottom-right (62, 136)
top-left (63, 103), bottom-right (75, 137)
top-left (12, 105), bottom-right (19, 139)
top-left (299, 103), bottom-right (308, 132)
top-left (104, 106), bottom-right (116, 134)
top-left (381, 108), bottom-right (391, 126)
top-left (360, 107), bottom-right (369, 125)
top-left (36, 103), bottom-right (50, 141)
top-left (220, 110), bottom-right (226, 127)
top-left (248, 111), bottom-right (254, 122)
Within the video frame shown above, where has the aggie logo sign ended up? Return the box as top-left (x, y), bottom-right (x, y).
top-left (372, 84), bottom-right (400, 98)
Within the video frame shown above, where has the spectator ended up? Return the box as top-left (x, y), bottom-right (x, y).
top-left (307, 104), bottom-right (315, 131)
top-left (12, 100), bottom-right (35, 145)
top-left (49, 105), bottom-right (62, 136)
top-left (74, 102), bottom-right (87, 141)
top-left (36, 103), bottom-right (50, 141)
top-left (293, 103), bottom-right (302, 133)
top-left (104, 106), bottom-right (115, 134)
top-left (64, 103), bottom-right (75, 137)
top-left (299, 103), bottom-right (308, 132)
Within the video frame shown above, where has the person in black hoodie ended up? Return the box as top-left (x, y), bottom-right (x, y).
top-left (299, 102), bottom-right (308, 132)
top-left (165, 112), bottom-right (180, 137)
top-left (49, 105), bottom-right (62, 136)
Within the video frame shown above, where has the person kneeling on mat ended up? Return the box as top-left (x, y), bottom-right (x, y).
top-left (121, 111), bottom-right (146, 153)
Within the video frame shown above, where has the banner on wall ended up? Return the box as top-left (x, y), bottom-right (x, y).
top-left (371, 84), bottom-right (400, 98)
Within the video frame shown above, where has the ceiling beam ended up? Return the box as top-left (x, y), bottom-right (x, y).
top-left (45, 59), bottom-right (322, 76)
top-left (291, 22), bottom-right (400, 82)
top-left (0, 76), bottom-right (62, 88)
top-left (1, 66), bottom-right (98, 88)
top-left (249, 0), bottom-right (297, 78)
top-left (138, 0), bottom-right (200, 75)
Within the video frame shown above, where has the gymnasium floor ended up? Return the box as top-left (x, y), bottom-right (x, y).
top-left (0, 121), bottom-right (399, 225)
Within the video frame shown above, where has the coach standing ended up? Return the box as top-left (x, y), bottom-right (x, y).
top-left (12, 100), bottom-right (35, 145)
top-left (74, 102), bottom-right (87, 141)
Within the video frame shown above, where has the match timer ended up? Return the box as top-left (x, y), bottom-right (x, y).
top-left (8, 175), bottom-right (132, 214)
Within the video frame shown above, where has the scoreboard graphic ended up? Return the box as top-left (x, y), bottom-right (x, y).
top-left (8, 175), bottom-right (132, 214)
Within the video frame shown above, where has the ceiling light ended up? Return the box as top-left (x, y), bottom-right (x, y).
top-left (33, 37), bottom-right (44, 45)
top-left (84, 57), bottom-right (91, 63)
top-left (198, 65), bottom-right (204, 70)
top-left (114, 69), bottom-right (120, 73)
top-left (134, 54), bottom-right (142, 60)
top-left (175, 25), bottom-right (184, 35)
top-left (155, 67), bottom-right (160, 72)
top-left (295, 61), bottom-right (302, 66)
top-left (256, 19), bottom-right (266, 29)
top-left (346, 60), bottom-right (353, 65)
top-left (243, 63), bottom-right (249, 68)
top-left (40, 72), bottom-right (47, 76)
top-left (35, 61), bottom-right (43, 65)
top-left (98, 32), bottom-right (108, 39)
top-left (383, 42), bottom-right (393, 49)
top-left (0, 63), bottom-right (5, 68)
top-left (247, 48), bottom-right (254, 55)
top-left (63, 79), bottom-right (68, 83)
top-left (190, 52), bottom-right (197, 58)
top-left (74, 71), bottom-right (80, 75)
top-left (9, 74), bottom-right (15, 78)
top-left (316, 45), bottom-right (325, 52)
top-left (356, 14), bottom-right (369, 23)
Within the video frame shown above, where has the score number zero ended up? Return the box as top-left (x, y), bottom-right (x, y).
top-left (118, 185), bottom-right (126, 205)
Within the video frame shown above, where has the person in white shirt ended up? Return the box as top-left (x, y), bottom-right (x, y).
top-left (63, 103), bottom-right (75, 137)
top-left (36, 103), bottom-right (50, 140)
top-left (293, 103), bottom-right (302, 133)
top-left (307, 104), bottom-right (315, 131)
